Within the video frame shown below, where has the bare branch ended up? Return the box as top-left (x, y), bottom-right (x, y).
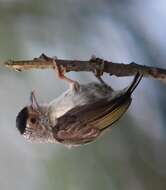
top-left (4, 54), bottom-right (166, 83)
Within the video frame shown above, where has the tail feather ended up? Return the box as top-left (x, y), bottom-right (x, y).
top-left (98, 73), bottom-right (143, 132)
top-left (126, 73), bottom-right (143, 95)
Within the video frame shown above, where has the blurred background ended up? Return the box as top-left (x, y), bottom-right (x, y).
top-left (0, 0), bottom-right (166, 190)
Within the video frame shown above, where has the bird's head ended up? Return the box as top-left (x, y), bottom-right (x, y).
top-left (16, 92), bottom-right (54, 143)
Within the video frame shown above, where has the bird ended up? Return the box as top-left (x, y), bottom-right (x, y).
top-left (16, 57), bottom-right (143, 147)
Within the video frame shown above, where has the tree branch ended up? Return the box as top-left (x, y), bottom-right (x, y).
top-left (4, 54), bottom-right (166, 83)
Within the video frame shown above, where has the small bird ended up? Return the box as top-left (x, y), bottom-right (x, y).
top-left (16, 57), bottom-right (143, 146)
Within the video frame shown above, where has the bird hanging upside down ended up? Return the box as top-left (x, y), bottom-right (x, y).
top-left (16, 56), bottom-right (143, 147)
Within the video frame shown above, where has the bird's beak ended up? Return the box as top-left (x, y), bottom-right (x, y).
top-left (30, 91), bottom-right (40, 111)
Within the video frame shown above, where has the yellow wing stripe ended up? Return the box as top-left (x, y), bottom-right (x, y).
top-left (93, 100), bottom-right (131, 130)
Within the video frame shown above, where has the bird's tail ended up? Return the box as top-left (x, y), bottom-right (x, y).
top-left (96, 72), bottom-right (143, 131)
top-left (126, 72), bottom-right (143, 96)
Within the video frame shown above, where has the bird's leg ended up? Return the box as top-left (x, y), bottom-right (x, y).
top-left (90, 56), bottom-right (105, 77)
top-left (52, 59), bottom-right (80, 91)
top-left (96, 75), bottom-right (109, 87)
top-left (90, 56), bottom-right (113, 89)
top-left (90, 56), bottom-right (105, 83)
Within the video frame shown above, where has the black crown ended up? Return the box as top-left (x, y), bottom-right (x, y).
top-left (16, 107), bottom-right (29, 134)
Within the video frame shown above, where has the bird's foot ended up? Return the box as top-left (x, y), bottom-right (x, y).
top-left (90, 55), bottom-right (105, 77)
top-left (52, 59), bottom-right (80, 92)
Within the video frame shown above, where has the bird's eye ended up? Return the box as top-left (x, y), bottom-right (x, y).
top-left (30, 117), bottom-right (36, 124)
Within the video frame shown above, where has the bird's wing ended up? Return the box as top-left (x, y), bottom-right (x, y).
top-left (53, 94), bottom-right (131, 144)
top-left (55, 72), bottom-right (142, 129)
top-left (53, 73), bottom-right (142, 144)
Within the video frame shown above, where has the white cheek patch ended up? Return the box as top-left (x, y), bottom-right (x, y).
top-left (23, 124), bottom-right (32, 140)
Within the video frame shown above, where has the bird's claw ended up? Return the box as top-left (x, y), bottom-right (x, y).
top-left (90, 56), bottom-right (105, 77)
top-left (52, 59), bottom-right (80, 91)
top-left (52, 60), bottom-right (66, 77)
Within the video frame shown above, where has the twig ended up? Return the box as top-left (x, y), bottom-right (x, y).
top-left (4, 54), bottom-right (166, 83)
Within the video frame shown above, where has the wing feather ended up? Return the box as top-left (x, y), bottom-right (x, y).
top-left (53, 73), bottom-right (142, 144)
